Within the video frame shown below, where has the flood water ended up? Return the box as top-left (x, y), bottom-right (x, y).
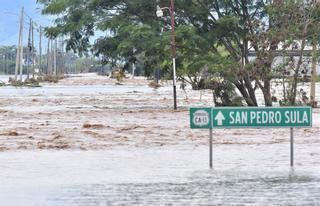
top-left (1, 144), bottom-right (320, 205)
top-left (0, 74), bottom-right (319, 205)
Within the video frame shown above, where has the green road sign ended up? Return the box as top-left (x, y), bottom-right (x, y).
top-left (190, 108), bottom-right (212, 129)
top-left (190, 107), bottom-right (312, 129)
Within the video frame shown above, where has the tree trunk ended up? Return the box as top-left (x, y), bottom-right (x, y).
top-left (243, 74), bottom-right (258, 106)
top-left (263, 79), bottom-right (272, 106)
top-left (310, 34), bottom-right (317, 106)
top-left (290, 37), bottom-right (306, 105)
top-left (235, 81), bottom-right (256, 106)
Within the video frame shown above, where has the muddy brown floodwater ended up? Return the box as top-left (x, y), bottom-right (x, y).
top-left (0, 73), bottom-right (320, 205)
top-left (0, 74), bottom-right (319, 152)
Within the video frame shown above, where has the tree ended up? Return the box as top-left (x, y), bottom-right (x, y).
top-left (0, 46), bottom-right (17, 74)
top-left (74, 57), bottom-right (99, 73)
top-left (37, 0), bottom-right (320, 106)
top-left (36, 0), bottom-right (260, 106)
top-left (266, 1), bottom-right (320, 105)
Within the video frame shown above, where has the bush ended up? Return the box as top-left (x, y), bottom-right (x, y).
top-left (37, 75), bottom-right (64, 83)
top-left (110, 69), bottom-right (125, 83)
top-left (8, 78), bottom-right (40, 87)
top-left (148, 81), bottom-right (162, 89)
top-left (206, 79), bottom-right (243, 106)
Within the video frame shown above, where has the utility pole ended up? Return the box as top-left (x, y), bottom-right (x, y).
top-left (19, 10), bottom-right (24, 81)
top-left (156, 0), bottom-right (178, 110)
top-left (53, 39), bottom-right (57, 76)
top-left (15, 7), bottom-right (24, 81)
top-left (170, 0), bottom-right (178, 110)
top-left (60, 36), bottom-right (65, 75)
top-left (27, 18), bottom-right (32, 80)
top-left (47, 39), bottom-right (51, 75)
top-left (61, 36), bottom-right (65, 75)
top-left (31, 20), bottom-right (35, 78)
top-left (50, 39), bottom-right (53, 75)
top-left (39, 26), bottom-right (42, 74)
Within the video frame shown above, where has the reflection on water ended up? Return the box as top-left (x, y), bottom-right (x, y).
top-left (49, 172), bottom-right (319, 206)
top-left (1, 146), bottom-right (319, 206)
top-left (2, 171), bottom-right (319, 206)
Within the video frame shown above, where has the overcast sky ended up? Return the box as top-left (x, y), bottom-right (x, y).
top-left (0, 0), bottom-right (52, 46)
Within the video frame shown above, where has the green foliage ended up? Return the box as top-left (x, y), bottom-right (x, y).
top-left (74, 57), bottom-right (98, 73)
top-left (206, 78), bottom-right (243, 107)
top-left (0, 46), bottom-right (17, 74)
top-left (266, 1), bottom-right (320, 106)
top-left (37, 0), bottom-right (320, 106)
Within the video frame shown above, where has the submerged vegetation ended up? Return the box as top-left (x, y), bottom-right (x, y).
top-left (8, 78), bottom-right (41, 87)
top-left (0, 75), bottom-right (65, 87)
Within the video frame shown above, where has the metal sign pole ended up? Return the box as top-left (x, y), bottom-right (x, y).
top-left (290, 128), bottom-right (294, 167)
top-left (190, 107), bottom-right (312, 169)
top-left (209, 128), bottom-right (213, 169)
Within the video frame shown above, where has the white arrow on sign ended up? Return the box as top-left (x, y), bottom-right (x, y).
top-left (215, 111), bottom-right (225, 126)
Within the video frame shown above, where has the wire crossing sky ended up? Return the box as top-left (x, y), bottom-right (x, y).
top-left (0, 0), bottom-right (52, 46)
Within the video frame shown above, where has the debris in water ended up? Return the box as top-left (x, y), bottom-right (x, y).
top-left (148, 81), bottom-right (162, 89)
top-left (83, 123), bottom-right (105, 129)
top-left (0, 130), bottom-right (19, 136)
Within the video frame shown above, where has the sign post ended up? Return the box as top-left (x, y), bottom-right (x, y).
top-left (209, 128), bottom-right (213, 169)
top-left (290, 128), bottom-right (294, 167)
top-left (190, 107), bottom-right (312, 168)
